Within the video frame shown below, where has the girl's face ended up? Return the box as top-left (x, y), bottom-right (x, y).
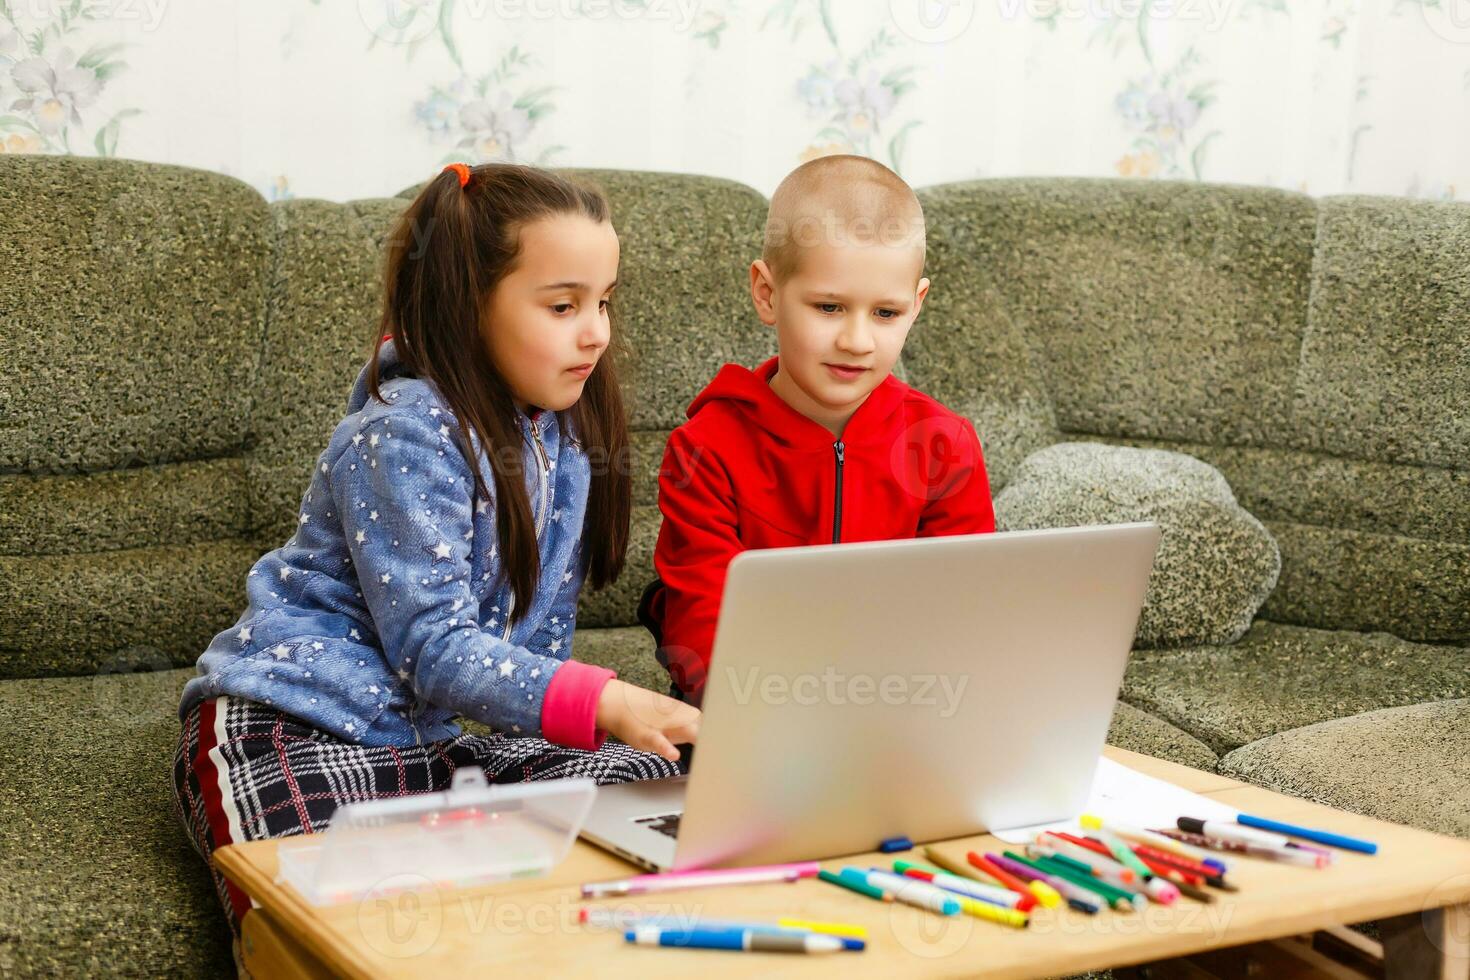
top-left (483, 213), bottom-right (620, 414)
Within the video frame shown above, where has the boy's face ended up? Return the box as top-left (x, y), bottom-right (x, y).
top-left (751, 241), bottom-right (929, 435)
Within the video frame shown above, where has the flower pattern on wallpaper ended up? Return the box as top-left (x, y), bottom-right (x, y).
top-left (1080, 6), bottom-right (1220, 181)
top-left (414, 45), bottom-right (561, 165)
top-left (1113, 49), bottom-right (1219, 180)
top-left (763, 0), bottom-right (920, 173)
top-left (0, 0), bottom-right (137, 156)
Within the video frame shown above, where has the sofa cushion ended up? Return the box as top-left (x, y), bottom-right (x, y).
top-left (250, 197), bottom-right (411, 549)
top-left (1106, 701), bottom-right (1217, 772)
top-left (576, 508), bottom-right (660, 630)
top-left (1219, 700), bottom-right (1470, 838)
top-left (1297, 196), bottom-right (1470, 471)
top-left (903, 186), bottom-right (1062, 489)
top-left (0, 668), bottom-right (232, 978)
top-left (1123, 621), bottom-right (1470, 754)
top-left (0, 155), bottom-right (270, 681)
top-left (0, 540), bottom-right (261, 679)
top-left (0, 155), bottom-right (270, 474)
top-left (995, 442), bottom-right (1280, 647)
top-left (1070, 435), bottom-right (1470, 643)
top-left (904, 178), bottom-right (1316, 452)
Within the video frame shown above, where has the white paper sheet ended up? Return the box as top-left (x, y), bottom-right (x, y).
top-left (990, 757), bottom-right (1237, 843)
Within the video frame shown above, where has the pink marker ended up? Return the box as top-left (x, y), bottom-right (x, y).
top-left (582, 861), bottom-right (820, 898)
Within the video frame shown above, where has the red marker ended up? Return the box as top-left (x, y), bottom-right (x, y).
top-left (969, 852), bottom-right (1038, 901)
top-left (1056, 833), bottom-right (1204, 888)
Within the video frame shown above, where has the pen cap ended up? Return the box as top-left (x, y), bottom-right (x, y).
top-left (1177, 816), bottom-right (1209, 835)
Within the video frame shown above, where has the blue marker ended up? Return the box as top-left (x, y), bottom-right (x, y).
top-left (1236, 813), bottom-right (1378, 855)
top-left (625, 925), bottom-right (856, 953)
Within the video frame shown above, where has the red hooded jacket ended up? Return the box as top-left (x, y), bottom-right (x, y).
top-left (640, 356), bottom-right (996, 702)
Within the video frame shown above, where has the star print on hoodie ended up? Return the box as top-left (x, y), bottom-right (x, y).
top-left (179, 339), bottom-right (613, 749)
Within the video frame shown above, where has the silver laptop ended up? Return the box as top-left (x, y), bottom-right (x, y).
top-left (580, 522), bottom-right (1162, 871)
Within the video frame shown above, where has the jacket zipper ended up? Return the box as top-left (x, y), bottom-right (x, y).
top-left (503, 416), bottom-right (550, 644)
top-left (832, 440), bottom-right (845, 544)
top-left (531, 415), bottom-right (551, 539)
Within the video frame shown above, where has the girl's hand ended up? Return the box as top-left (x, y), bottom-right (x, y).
top-left (595, 679), bottom-right (700, 762)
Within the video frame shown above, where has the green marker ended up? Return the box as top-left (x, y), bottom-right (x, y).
top-left (818, 868), bottom-right (892, 902)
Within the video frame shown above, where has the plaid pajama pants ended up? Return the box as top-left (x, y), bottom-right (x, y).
top-left (170, 694), bottom-right (679, 939)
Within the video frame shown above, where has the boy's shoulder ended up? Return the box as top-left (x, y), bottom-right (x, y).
top-left (666, 371), bottom-right (974, 459)
top-left (890, 376), bottom-right (970, 424)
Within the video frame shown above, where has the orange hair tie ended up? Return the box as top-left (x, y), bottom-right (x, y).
top-left (443, 162), bottom-right (471, 188)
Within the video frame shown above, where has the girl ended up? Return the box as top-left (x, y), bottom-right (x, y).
top-left (171, 162), bottom-right (700, 961)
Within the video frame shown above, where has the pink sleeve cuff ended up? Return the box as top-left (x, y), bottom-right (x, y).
top-left (541, 660), bottom-right (616, 750)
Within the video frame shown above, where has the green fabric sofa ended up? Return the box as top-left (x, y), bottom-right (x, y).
top-left (1, 155), bottom-right (1465, 977)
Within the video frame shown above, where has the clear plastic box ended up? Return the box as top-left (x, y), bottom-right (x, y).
top-left (274, 769), bottom-right (597, 905)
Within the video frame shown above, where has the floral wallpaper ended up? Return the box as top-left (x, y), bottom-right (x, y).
top-left (0, 0), bottom-right (1465, 204)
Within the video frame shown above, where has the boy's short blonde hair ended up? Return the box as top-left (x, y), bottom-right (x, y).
top-left (761, 154), bottom-right (927, 283)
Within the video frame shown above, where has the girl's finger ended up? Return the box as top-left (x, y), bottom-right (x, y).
top-left (663, 719), bottom-right (699, 745)
top-left (645, 732), bottom-right (679, 762)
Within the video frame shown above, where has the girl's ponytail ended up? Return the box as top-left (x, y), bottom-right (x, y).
top-left (368, 163), bottom-right (629, 622)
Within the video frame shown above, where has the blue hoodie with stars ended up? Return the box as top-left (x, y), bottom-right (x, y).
top-left (179, 339), bottom-right (617, 748)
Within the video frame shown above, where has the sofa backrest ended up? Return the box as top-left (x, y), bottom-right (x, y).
top-left (0, 156), bottom-right (272, 679)
top-left (3, 157), bottom-right (1463, 684)
top-left (910, 178), bottom-right (1468, 645)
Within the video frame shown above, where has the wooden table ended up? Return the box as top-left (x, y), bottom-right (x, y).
top-left (215, 748), bottom-right (1470, 979)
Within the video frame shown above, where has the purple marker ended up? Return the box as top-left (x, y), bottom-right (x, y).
top-left (991, 853), bottom-right (1101, 915)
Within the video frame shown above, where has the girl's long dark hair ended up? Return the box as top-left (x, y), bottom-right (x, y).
top-left (367, 163), bottom-right (630, 624)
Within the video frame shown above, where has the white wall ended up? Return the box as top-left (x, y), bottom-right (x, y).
top-left (2, 0), bottom-right (1466, 203)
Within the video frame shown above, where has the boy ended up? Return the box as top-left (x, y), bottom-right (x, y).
top-left (639, 155), bottom-right (995, 705)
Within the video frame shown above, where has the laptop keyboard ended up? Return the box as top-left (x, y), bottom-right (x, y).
top-left (634, 812), bottom-right (682, 839)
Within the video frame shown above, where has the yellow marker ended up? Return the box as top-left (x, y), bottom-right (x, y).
top-left (957, 896), bottom-right (1030, 929)
top-left (778, 918), bottom-right (869, 940)
top-left (1026, 878), bottom-right (1064, 909)
top-left (924, 845), bottom-right (1057, 906)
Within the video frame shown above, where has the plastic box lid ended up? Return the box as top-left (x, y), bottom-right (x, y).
top-left (275, 769), bottom-right (598, 905)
